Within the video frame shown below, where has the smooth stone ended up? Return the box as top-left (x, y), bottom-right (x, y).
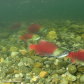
top-left (21, 57), bottom-right (34, 65)
top-left (12, 77), bottom-right (23, 82)
top-left (80, 74), bottom-right (84, 82)
top-left (19, 65), bottom-right (30, 73)
top-left (51, 78), bottom-right (59, 84)
top-left (46, 64), bottom-right (50, 68)
top-left (66, 74), bottom-right (76, 81)
top-left (75, 36), bottom-right (81, 42)
top-left (34, 56), bottom-right (43, 62)
top-left (33, 62), bottom-right (43, 68)
top-left (68, 65), bottom-right (77, 74)
top-left (6, 69), bottom-right (14, 74)
top-left (44, 61), bottom-right (53, 64)
top-left (11, 51), bottom-right (19, 57)
top-left (55, 69), bottom-right (66, 75)
top-left (32, 68), bottom-right (42, 75)
top-left (25, 79), bottom-right (30, 83)
top-left (10, 47), bottom-right (18, 52)
top-left (58, 60), bottom-right (69, 68)
top-left (77, 66), bottom-right (84, 72)
top-left (39, 71), bottom-right (49, 78)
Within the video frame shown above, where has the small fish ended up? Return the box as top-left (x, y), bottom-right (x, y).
top-left (19, 33), bottom-right (34, 41)
top-left (29, 40), bottom-right (68, 57)
top-left (26, 24), bottom-right (42, 33)
top-left (10, 23), bottom-right (22, 30)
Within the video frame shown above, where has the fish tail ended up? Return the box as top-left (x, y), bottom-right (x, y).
top-left (19, 37), bottom-right (22, 40)
top-left (29, 44), bottom-right (35, 49)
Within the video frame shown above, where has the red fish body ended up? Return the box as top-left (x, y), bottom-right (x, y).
top-left (26, 24), bottom-right (42, 33)
top-left (30, 40), bottom-right (58, 55)
top-left (19, 33), bottom-right (34, 41)
top-left (10, 23), bottom-right (22, 30)
top-left (29, 40), bottom-right (84, 63)
top-left (67, 49), bottom-right (84, 62)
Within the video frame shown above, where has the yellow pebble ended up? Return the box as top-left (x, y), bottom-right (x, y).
top-left (1, 58), bottom-right (4, 62)
top-left (2, 47), bottom-right (7, 51)
top-left (4, 83), bottom-right (11, 84)
top-left (30, 76), bottom-right (37, 82)
top-left (19, 50), bottom-right (27, 55)
top-left (39, 71), bottom-right (49, 78)
top-left (14, 70), bottom-right (20, 73)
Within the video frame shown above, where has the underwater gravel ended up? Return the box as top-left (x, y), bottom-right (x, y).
top-left (0, 19), bottom-right (84, 84)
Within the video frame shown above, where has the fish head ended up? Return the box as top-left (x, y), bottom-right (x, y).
top-left (53, 48), bottom-right (69, 58)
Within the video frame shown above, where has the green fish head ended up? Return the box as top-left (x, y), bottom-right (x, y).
top-left (53, 48), bottom-right (69, 58)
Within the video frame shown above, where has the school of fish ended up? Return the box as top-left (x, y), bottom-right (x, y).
top-left (18, 23), bottom-right (84, 63)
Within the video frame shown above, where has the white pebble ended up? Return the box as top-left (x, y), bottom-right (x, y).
top-left (15, 74), bottom-right (20, 78)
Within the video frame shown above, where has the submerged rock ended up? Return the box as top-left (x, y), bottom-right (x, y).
top-left (66, 74), bottom-right (76, 81)
top-left (80, 74), bottom-right (84, 82)
top-left (68, 65), bottom-right (77, 74)
top-left (39, 71), bottom-right (49, 78)
top-left (56, 69), bottom-right (66, 75)
top-left (11, 51), bottom-right (19, 58)
top-left (32, 68), bottom-right (42, 75)
top-left (33, 62), bottom-right (43, 68)
top-left (77, 66), bottom-right (84, 72)
top-left (75, 36), bottom-right (81, 42)
top-left (19, 50), bottom-right (27, 55)
top-left (10, 47), bottom-right (18, 52)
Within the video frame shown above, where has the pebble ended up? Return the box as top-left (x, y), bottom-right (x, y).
top-left (2, 47), bottom-right (7, 51)
top-left (44, 61), bottom-right (53, 64)
top-left (19, 65), bottom-right (30, 73)
top-left (18, 62), bottom-right (23, 66)
top-left (66, 74), bottom-right (76, 81)
top-left (51, 78), bottom-right (59, 83)
top-left (56, 69), bottom-right (66, 75)
top-left (11, 51), bottom-right (19, 58)
top-left (45, 64), bottom-right (50, 68)
top-left (0, 57), bottom-right (4, 62)
top-left (15, 74), bottom-right (20, 78)
top-left (12, 77), bottom-right (23, 82)
top-left (80, 74), bottom-right (84, 82)
top-left (30, 76), bottom-right (38, 82)
top-left (27, 58), bottom-right (34, 65)
top-left (19, 73), bottom-right (24, 77)
top-left (19, 50), bottom-right (27, 55)
top-left (4, 83), bottom-right (11, 84)
top-left (58, 60), bottom-right (69, 68)
top-left (14, 69), bottom-right (20, 73)
top-left (77, 66), bottom-right (84, 72)
top-left (39, 71), bottom-right (49, 78)
top-left (60, 79), bottom-right (68, 84)
top-left (32, 68), bottom-right (42, 75)
top-left (33, 62), bottom-right (43, 68)
top-left (75, 36), bottom-right (81, 42)
top-left (68, 65), bottom-right (77, 74)
top-left (10, 47), bottom-right (18, 52)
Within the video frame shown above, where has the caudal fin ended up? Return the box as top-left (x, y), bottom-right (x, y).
top-left (19, 36), bottom-right (22, 40)
top-left (29, 44), bottom-right (35, 49)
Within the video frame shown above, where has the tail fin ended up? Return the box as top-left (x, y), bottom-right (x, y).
top-left (19, 36), bottom-right (22, 40)
top-left (29, 44), bottom-right (35, 49)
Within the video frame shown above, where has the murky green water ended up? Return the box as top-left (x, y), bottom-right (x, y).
top-left (0, 0), bottom-right (84, 22)
top-left (0, 0), bottom-right (84, 84)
